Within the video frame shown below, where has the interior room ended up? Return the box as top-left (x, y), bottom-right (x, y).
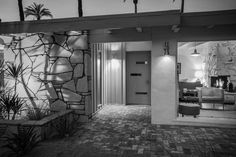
top-left (177, 40), bottom-right (236, 121)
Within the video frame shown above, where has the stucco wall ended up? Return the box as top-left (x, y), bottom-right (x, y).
top-left (2, 31), bottom-right (92, 119)
top-left (151, 38), bottom-right (177, 124)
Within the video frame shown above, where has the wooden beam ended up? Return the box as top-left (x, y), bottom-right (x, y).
top-left (0, 10), bottom-right (181, 34)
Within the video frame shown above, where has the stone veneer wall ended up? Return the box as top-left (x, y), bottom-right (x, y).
top-left (3, 31), bottom-right (92, 120)
top-left (207, 41), bottom-right (236, 87)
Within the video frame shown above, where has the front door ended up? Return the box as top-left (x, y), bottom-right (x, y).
top-left (126, 51), bottom-right (151, 105)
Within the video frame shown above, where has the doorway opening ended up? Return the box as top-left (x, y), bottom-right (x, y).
top-left (92, 41), bottom-right (152, 111)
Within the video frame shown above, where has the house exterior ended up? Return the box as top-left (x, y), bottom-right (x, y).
top-left (0, 9), bottom-right (236, 126)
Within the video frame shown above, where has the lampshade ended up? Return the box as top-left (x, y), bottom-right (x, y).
top-left (191, 48), bottom-right (200, 56)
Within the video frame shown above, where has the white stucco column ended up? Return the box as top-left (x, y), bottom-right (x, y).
top-left (151, 39), bottom-right (177, 124)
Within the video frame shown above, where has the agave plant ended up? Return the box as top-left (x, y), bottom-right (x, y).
top-left (24, 3), bottom-right (53, 20)
top-left (2, 127), bottom-right (40, 157)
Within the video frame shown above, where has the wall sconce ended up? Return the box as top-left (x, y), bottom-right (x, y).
top-left (163, 41), bottom-right (169, 55)
top-left (0, 37), bottom-right (5, 51)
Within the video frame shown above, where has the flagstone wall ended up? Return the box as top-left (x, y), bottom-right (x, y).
top-left (3, 31), bottom-right (92, 119)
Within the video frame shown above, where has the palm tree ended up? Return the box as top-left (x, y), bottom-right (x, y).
top-left (17, 0), bottom-right (24, 21)
top-left (78, 0), bottom-right (83, 17)
top-left (124, 0), bottom-right (138, 14)
top-left (24, 3), bottom-right (53, 20)
top-left (124, 0), bottom-right (176, 14)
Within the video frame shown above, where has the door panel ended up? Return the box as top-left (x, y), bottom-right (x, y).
top-left (126, 51), bottom-right (151, 105)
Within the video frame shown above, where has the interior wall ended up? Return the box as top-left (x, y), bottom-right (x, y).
top-left (178, 42), bottom-right (209, 83)
top-left (178, 41), bottom-right (236, 88)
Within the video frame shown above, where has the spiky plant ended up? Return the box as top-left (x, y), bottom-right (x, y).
top-left (24, 3), bottom-right (53, 20)
top-left (0, 93), bottom-right (24, 120)
top-left (11, 94), bottom-right (25, 120)
top-left (0, 93), bottom-right (13, 120)
top-left (6, 63), bottom-right (23, 94)
top-left (2, 127), bottom-right (40, 157)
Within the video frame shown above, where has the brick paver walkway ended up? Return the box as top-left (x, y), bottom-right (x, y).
top-left (2, 105), bottom-right (236, 157)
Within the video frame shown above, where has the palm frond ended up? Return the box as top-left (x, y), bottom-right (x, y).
top-left (6, 63), bottom-right (23, 79)
top-left (24, 3), bottom-right (53, 20)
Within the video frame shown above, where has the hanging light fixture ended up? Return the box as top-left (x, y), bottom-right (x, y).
top-left (191, 42), bottom-right (200, 56)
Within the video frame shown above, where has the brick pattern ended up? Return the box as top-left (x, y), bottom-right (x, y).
top-left (15, 105), bottom-right (236, 157)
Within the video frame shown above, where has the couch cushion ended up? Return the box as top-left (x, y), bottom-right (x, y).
top-left (202, 96), bottom-right (223, 101)
top-left (201, 87), bottom-right (223, 96)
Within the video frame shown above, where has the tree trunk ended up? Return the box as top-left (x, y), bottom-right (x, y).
top-left (17, 0), bottom-right (24, 21)
top-left (78, 0), bottom-right (83, 17)
top-left (181, 0), bottom-right (185, 13)
top-left (133, 0), bottom-right (138, 14)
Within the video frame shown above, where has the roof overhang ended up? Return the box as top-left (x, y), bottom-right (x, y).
top-left (1, 9), bottom-right (236, 34)
top-left (182, 9), bottom-right (236, 26)
top-left (0, 10), bottom-right (181, 34)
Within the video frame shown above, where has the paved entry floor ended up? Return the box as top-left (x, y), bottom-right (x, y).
top-left (17, 105), bottom-right (236, 156)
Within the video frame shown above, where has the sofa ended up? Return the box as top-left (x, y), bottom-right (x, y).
top-left (198, 87), bottom-right (224, 109)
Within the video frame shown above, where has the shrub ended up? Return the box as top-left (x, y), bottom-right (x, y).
top-left (2, 127), bottom-right (40, 157)
top-left (26, 107), bottom-right (49, 120)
